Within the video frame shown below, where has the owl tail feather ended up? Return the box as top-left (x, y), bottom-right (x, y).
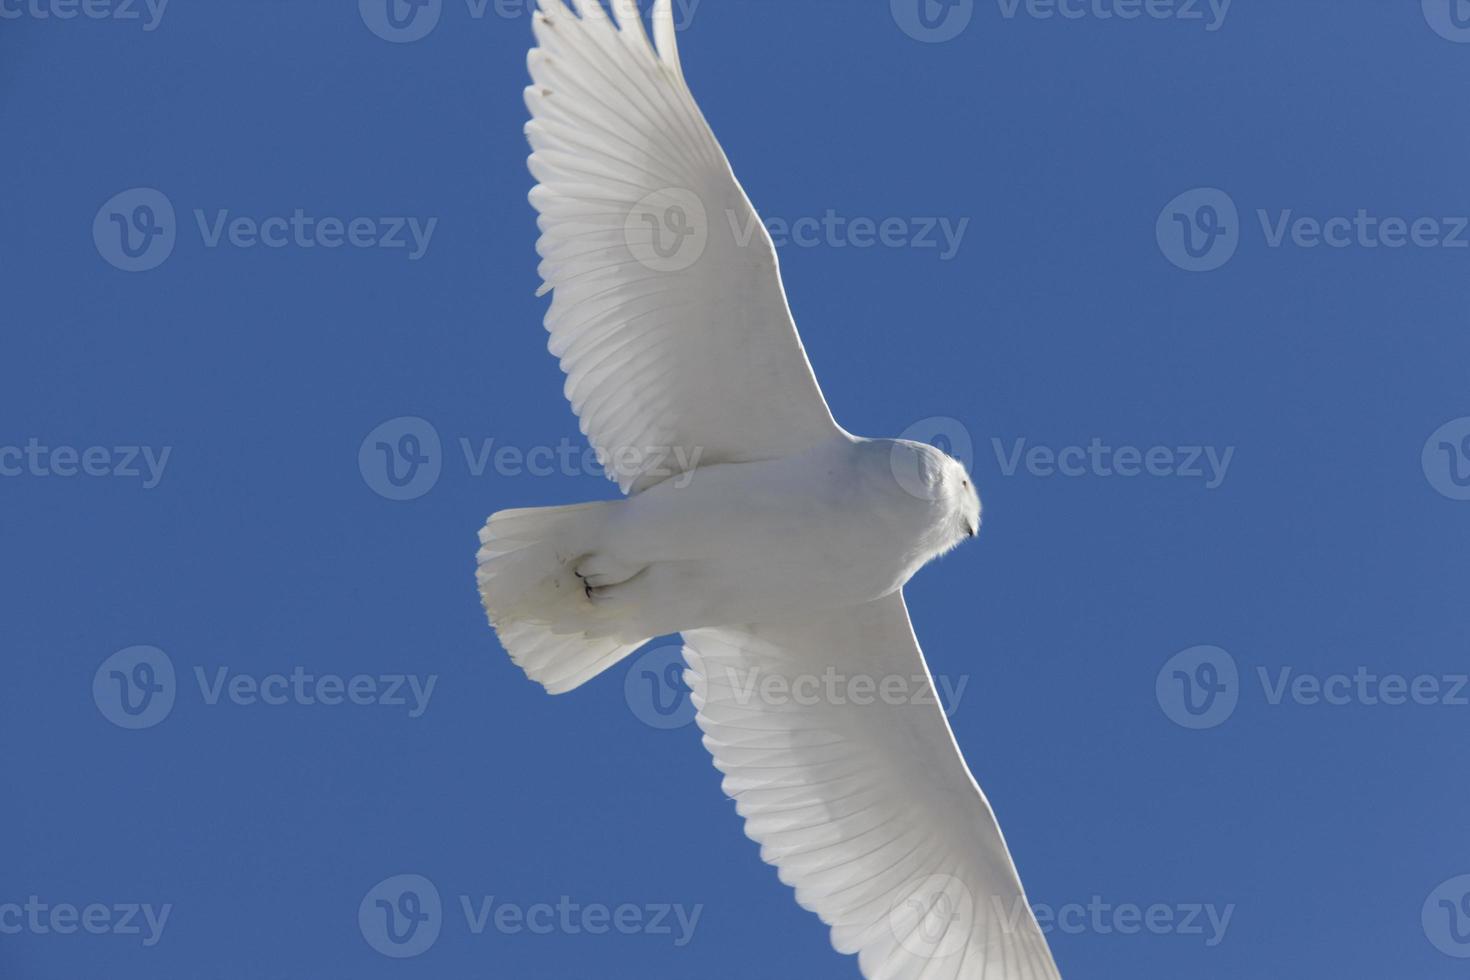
top-left (476, 502), bottom-right (648, 694)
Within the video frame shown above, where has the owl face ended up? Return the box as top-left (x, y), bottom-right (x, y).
top-left (884, 439), bottom-right (981, 551)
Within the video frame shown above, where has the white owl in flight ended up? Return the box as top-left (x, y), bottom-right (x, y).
top-left (477, 2), bottom-right (1062, 976)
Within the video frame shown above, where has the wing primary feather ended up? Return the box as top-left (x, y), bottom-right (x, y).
top-left (652, 0), bottom-right (684, 78)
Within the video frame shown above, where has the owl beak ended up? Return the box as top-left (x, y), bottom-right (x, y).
top-left (964, 522), bottom-right (976, 537)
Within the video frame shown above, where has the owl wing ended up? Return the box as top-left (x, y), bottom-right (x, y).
top-left (524, 0), bottom-right (843, 494)
top-left (682, 591), bottom-right (1062, 980)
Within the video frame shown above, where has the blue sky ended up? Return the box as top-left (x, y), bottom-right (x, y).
top-left (3, 1), bottom-right (1470, 977)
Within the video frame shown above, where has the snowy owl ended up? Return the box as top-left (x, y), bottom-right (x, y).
top-left (476, 2), bottom-right (1062, 977)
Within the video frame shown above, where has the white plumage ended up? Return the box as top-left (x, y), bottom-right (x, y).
top-left (524, 0), bottom-right (838, 495)
top-left (476, 3), bottom-right (1062, 977)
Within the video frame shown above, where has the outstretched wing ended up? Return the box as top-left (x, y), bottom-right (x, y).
top-left (524, 0), bottom-right (843, 494)
top-left (683, 592), bottom-right (1061, 980)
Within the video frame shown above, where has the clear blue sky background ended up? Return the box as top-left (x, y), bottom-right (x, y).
top-left (4, 1), bottom-right (1470, 977)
